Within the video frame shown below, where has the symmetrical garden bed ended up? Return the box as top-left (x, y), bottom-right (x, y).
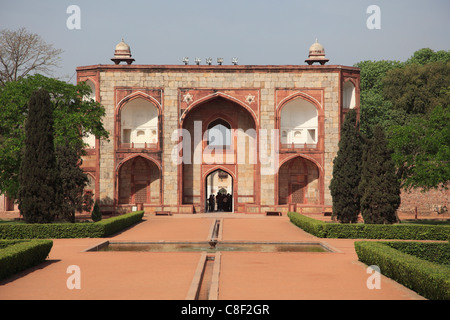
top-left (287, 212), bottom-right (450, 240)
top-left (0, 239), bottom-right (53, 281)
top-left (288, 212), bottom-right (450, 300)
top-left (354, 241), bottom-right (450, 300)
top-left (0, 211), bottom-right (144, 239)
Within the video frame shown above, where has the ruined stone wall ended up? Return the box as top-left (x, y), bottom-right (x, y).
top-left (398, 188), bottom-right (450, 217)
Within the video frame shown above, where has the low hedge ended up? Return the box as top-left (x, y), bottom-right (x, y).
top-left (0, 239), bottom-right (53, 281)
top-left (95, 210), bottom-right (144, 237)
top-left (288, 212), bottom-right (450, 240)
top-left (354, 241), bottom-right (450, 300)
top-left (384, 242), bottom-right (450, 266)
top-left (0, 211), bottom-right (144, 239)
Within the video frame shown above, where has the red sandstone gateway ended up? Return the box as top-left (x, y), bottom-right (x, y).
top-left (73, 39), bottom-right (360, 216)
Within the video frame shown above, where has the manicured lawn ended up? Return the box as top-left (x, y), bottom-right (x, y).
top-left (0, 219), bottom-right (25, 225)
top-left (401, 219), bottom-right (450, 226)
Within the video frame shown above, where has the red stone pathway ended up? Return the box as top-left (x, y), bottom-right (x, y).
top-left (0, 214), bottom-right (424, 300)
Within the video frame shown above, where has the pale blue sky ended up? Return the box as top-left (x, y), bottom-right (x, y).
top-left (1, 0), bottom-right (449, 82)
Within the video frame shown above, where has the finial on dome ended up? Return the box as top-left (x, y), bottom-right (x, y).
top-left (111, 39), bottom-right (135, 65)
top-left (305, 38), bottom-right (329, 65)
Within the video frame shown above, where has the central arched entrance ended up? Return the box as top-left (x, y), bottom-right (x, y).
top-left (180, 95), bottom-right (257, 213)
top-left (205, 169), bottom-right (233, 212)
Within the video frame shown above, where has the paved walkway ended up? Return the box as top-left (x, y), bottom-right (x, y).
top-left (0, 214), bottom-right (425, 300)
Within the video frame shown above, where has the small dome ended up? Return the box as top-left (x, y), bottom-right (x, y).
top-left (305, 38), bottom-right (329, 65)
top-left (115, 39), bottom-right (130, 52)
top-left (309, 38), bottom-right (325, 56)
top-left (111, 39), bottom-right (135, 65)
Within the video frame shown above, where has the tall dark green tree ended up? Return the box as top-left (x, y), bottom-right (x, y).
top-left (18, 89), bottom-right (61, 223)
top-left (329, 109), bottom-right (363, 223)
top-left (56, 140), bottom-right (93, 223)
top-left (359, 125), bottom-right (400, 224)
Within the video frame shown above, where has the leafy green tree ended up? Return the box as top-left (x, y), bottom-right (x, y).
top-left (383, 61), bottom-right (450, 115)
top-left (356, 49), bottom-right (449, 192)
top-left (18, 89), bottom-right (61, 223)
top-left (353, 60), bottom-right (402, 138)
top-left (404, 48), bottom-right (450, 65)
top-left (329, 109), bottom-right (363, 223)
top-left (388, 103), bottom-right (450, 191)
top-left (359, 125), bottom-right (400, 224)
top-left (0, 74), bottom-right (109, 199)
top-left (355, 49), bottom-right (450, 138)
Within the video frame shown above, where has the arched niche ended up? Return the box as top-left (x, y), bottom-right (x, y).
top-left (85, 79), bottom-right (96, 101)
top-left (82, 79), bottom-right (97, 148)
top-left (280, 98), bottom-right (318, 145)
top-left (120, 97), bottom-right (159, 147)
top-left (343, 81), bottom-right (356, 109)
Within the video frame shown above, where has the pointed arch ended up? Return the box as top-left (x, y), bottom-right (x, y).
top-left (117, 93), bottom-right (161, 148)
top-left (277, 91), bottom-right (322, 112)
top-left (277, 155), bottom-right (322, 206)
top-left (116, 154), bottom-right (162, 172)
top-left (117, 155), bottom-right (162, 205)
top-left (181, 92), bottom-right (258, 126)
top-left (204, 166), bottom-right (235, 212)
top-left (117, 91), bottom-right (162, 113)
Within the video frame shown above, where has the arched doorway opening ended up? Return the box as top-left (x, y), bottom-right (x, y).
top-left (278, 156), bottom-right (320, 206)
top-left (118, 156), bottom-right (161, 206)
top-left (205, 169), bottom-right (233, 212)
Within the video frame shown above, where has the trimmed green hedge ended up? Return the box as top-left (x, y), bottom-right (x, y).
top-left (288, 212), bottom-right (450, 240)
top-left (384, 242), bottom-right (450, 266)
top-left (354, 241), bottom-right (450, 300)
top-left (0, 239), bottom-right (53, 281)
top-left (0, 211), bottom-right (144, 239)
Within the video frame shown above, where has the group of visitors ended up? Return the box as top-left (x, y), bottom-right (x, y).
top-left (207, 192), bottom-right (232, 212)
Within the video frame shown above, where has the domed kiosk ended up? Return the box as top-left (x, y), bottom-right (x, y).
top-left (111, 39), bottom-right (135, 65)
top-left (305, 39), bottom-right (329, 65)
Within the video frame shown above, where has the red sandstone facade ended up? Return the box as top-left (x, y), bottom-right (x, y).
top-left (74, 59), bottom-right (361, 215)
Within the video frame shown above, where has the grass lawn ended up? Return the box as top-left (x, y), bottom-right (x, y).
top-left (0, 219), bottom-right (25, 225)
top-left (401, 219), bottom-right (450, 226)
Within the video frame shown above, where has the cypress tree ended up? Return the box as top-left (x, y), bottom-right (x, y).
top-left (329, 109), bottom-right (363, 223)
top-left (56, 140), bottom-right (92, 223)
top-left (359, 125), bottom-right (401, 224)
top-left (91, 200), bottom-right (101, 222)
top-left (18, 89), bottom-right (61, 223)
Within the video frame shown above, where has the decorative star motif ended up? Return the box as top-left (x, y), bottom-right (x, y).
top-left (246, 94), bottom-right (255, 104)
top-left (183, 93), bottom-right (193, 104)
